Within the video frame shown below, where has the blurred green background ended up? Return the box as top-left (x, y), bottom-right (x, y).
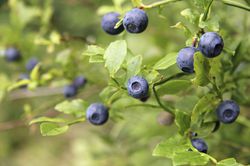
top-left (0, 0), bottom-right (249, 165)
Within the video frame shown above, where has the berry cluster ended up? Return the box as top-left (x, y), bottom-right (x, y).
top-left (191, 99), bottom-right (240, 153)
top-left (176, 32), bottom-right (239, 153)
top-left (94, 6), bottom-right (241, 156)
top-left (64, 76), bottom-right (87, 98)
top-left (177, 32), bottom-right (224, 73)
top-left (101, 8), bottom-right (148, 35)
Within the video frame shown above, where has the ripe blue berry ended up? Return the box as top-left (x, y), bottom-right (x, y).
top-left (73, 76), bottom-right (87, 88)
top-left (26, 58), bottom-right (38, 71)
top-left (216, 100), bottom-right (240, 124)
top-left (101, 12), bottom-right (124, 35)
top-left (127, 76), bottom-right (149, 99)
top-left (191, 138), bottom-right (208, 153)
top-left (5, 47), bottom-right (21, 62)
top-left (176, 47), bottom-right (197, 73)
top-left (63, 85), bottom-right (77, 98)
top-left (198, 32), bottom-right (224, 58)
top-left (123, 8), bottom-right (148, 33)
top-left (86, 103), bottom-right (109, 125)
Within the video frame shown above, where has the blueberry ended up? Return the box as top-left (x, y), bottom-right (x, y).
top-left (26, 58), bottom-right (38, 71)
top-left (191, 138), bottom-right (208, 153)
top-left (101, 12), bottom-right (124, 35)
top-left (123, 8), bottom-right (148, 33)
top-left (216, 100), bottom-right (240, 124)
top-left (198, 32), bottom-right (224, 58)
top-left (127, 76), bottom-right (149, 99)
top-left (5, 47), bottom-right (21, 62)
top-left (176, 47), bottom-right (197, 73)
top-left (73, 76), bottom-right (87, 88)
top-left (63, 84), bottom-right (77, 98)
top-left (86, 103), bottom-right (109, 125)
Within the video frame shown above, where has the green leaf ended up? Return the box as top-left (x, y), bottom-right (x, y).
top-left (175, 110), bottom-right (191, 135)
top-left (126, 55), bottom-right (142, 80)
top-left (181, 8), bottom-right (199, 24)
top-left (153, 52), bottom-right (177, 70)
top-left (40, 122), bottom-right (69, 136)
top-left (217, 158), bottom-right (243, 166)
top-left (202, 0), bottom-right (214, 21)
top-left (97, 6), bottom-right (116, 15)
top-left (55, 99), bottom-right (88, 117)
top-left (222, 0), bottom-right (250, 12)
top-left (173, 151), bottom-right (210, 166)
top-left (171, 22), bottom-right (192, 37)
top-left (208, 56), bottom-right (223, 86)
top-left (113, 0), bottom-right (126, 7)
top-left (192, 52), bottom-right (210, 86)
top-left (56, 49), bottom-right (71, 65)
top-left (7, 79), bottom-right (30, 91)
top-left (157, 80), bottom-right (192, 95)
top-left (29, 117), bottom-right (66, 125)
top-left (83, 45), bottom-right (105, 56)
top-left (199, 15), bottom-right (220, 31)
top-left (104, 40), bottom-right (127, 77)
top-left (10, 1), bottom-right (41, 28)
top-left (191, 94), bottom-right (218, 129)
top-left (100, 86), bottom-right (118, 103)
top-left (192, 0), bottom-right (213, 9)
top-left (153, 135), bottom-right (189, 158)
top-left (89, 55), bottom-right (104, 63)
top-left (30, 63), bottom-right (41, 81)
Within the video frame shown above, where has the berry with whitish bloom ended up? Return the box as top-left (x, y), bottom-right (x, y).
top-left (127, 76), bottom-right (149, 99)
top-left (191, 138), bottom-right (208, 153)
top-left (123, 8), bottom-right (148, 33)
top-left (5, 47), bottom-right (21, 62)
top-left (176, 47), bottom-right (197, 73)
top-left (63, 84), bottom-right (77, 98)
top-left (101, 12), bottom-right (124, 35)
top-left (73, 76), bottom-right (87, 88)
top-left (216, 100), bottom-right (240, 124)
top-left (86, 103), bottom-right (109, 125)
top-left (198, 32), bottom-right (224, 58)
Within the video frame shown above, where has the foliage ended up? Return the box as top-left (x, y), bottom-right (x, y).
top-left (0, 0), bottom-right (250, 165)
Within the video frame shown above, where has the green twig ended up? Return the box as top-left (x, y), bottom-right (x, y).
top-left (67, 118), bottom-right (86, 126)
top-left (140, 0), bottom-right (183, 9)
top-left (153, 73), bottom-right (188, 115)
top-left (126, 104), bottom-right (161, 109)
top-left (202, 0), bottom-right (214, 21)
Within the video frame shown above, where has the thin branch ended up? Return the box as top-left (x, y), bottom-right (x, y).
top-left (140, 0), bottom-right (183, 9)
